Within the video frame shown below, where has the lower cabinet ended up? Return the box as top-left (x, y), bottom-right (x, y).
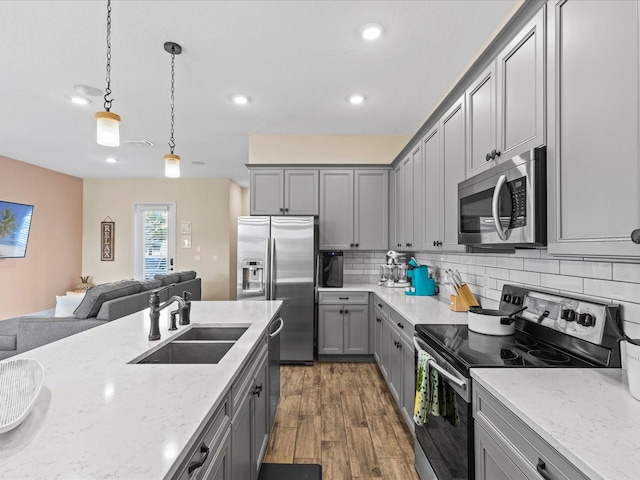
top-left (203, 427), bottom-right (232, 480)
top-left (231, 345), bottom-right (269, 480)
top-left (474, 383), bottom-right (589, 480)
top-left (373, 296), bottom-right (415, 433)
top-left (318, 297), bottom-right (369, 356)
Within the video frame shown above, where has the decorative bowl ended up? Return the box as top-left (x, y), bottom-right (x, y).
top-left (0, 358), bottom-right (44, 434)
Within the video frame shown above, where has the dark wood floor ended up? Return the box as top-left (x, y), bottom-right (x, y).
top-left (264, 362), bottom-right (419, 480)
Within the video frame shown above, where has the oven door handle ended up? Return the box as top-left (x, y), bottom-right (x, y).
top-left (491, 174), bottom-right (509, 241)
top-left (413, 337), bottom-right (467, 390)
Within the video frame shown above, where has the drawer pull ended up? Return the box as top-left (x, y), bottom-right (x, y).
top-left (339, 297), bottom-right (349, 300)
top-left (536, 459), bottom-right (552, 480)
top-left (377, 303), bottom-right (383, 308)
top-left (397, 322), bottom-right (404, 329)
top-left (188, 442), bottom-right (210, 474)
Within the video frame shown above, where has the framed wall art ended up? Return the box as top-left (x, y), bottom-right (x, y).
top-left (101, 217), bottom-right (115, 261)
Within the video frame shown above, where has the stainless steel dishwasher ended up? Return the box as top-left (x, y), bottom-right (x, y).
top-left (268, 317), bottom-right (284, 430)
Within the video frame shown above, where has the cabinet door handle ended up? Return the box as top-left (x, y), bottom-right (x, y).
top-left (253, 383), bottom-right (263, 397)
top-left (339, 297), bottom-right (349, 300)
top-left (279, 207), bottom-right (284, 212)
top-left (377, 303), bottom-right (383, 308)
top-left (339, 309), bottom-right (344, 314)
top-left (349, 243), bottom-right (354, 247)
top-left (397, 243), bottom-right (401, 247)
top-left (188, 442), bottom-right (210, 474)
top-left (397, 322), bottom-right (404, 329)
top-left (344, 309), bottom-right (349, 314)
top-left (355, 243), bottom-right (359, 247)
top-left (376, 317), bottom-right (381, 323)
top-left (284, 208), bottom-right (289, 213)
top-left (536, 459), bottom-right (552, 480)
top-left (486, 152), bottom-right (492, 162)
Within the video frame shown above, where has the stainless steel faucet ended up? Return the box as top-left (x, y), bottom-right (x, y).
top-left (148, 284), bottom-right (185, 341)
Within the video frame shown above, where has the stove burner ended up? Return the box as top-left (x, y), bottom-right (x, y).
top-left (500, 349), bottom-right (518, 361)
top-left (528, 349), bottom-right (570, 363)
top-left (515, 336), bottom-right (537, 348)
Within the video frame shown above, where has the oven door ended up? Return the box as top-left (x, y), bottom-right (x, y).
top-left (457, 147), bottom-right (545, 247)
top-left (413, 336), bottom-right (473, 480)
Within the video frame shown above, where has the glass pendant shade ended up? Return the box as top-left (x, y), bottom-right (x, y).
top-left (164, 154), bottom-right (181, 178)
top-left (95, 111), bottom-right (121, 147)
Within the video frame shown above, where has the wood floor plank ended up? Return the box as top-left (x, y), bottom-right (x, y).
top-left (294, 415), bottom-right (322, 460)
top-left (263, 426), bottom-right (297, 463)
top-left (322, 381), bottom-right (343, 405)
top-left (303, 363), bottom-right (322, 388)
top-left (300, 386), bottom-right (322, 416)
top-left (378, 457), bottom-right (420, 480)
top-left (322, 440), bottom-right (352, 480)
top-left (341, 394), bottom-right (368, 428)
top-left (321, 403), bottom-right (347, 442)
top-left (345, 427), bottom-right (381, 478)
top-left (282, 366), bottom-right (305, 396)
top-left (366, 415), bottom-right (404, 459)
top-left (274, 394), bottom-right (301, 428)
top-left (359, 385), bottom-right (388, 417)
top-left (294, 457), bottom-right (322, 465)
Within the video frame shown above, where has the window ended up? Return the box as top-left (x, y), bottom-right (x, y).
top-left (133, 203), bottom-right (176, 280)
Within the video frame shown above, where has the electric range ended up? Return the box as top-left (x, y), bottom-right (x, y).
top-left (413, 284), bottom-right (623, 480)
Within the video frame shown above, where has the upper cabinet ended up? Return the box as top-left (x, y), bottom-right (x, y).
top-left (547, 0), bottom-right (640, 257)
top-left (320, 169), bottom-right (389, 251)
top-left (392, 146), bottom-right (422, 250)
top-left (466, 8), bottom-right (545, 177)
top-left (250, 169), bottom-right (319, 215)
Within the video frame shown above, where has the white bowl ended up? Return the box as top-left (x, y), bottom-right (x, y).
top-left (0, 358), bottom-right (44, 434)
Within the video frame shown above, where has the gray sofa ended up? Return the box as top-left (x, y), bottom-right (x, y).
top-left (0, 272), bottom-right (201, 360)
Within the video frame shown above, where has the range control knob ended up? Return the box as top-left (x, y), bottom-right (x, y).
top-left (561, 309), bottom-right (576, 322)
top-left (503, 293), bottom-right (512, 303)
top-left (577, 313), bottom-right (594, 327)
top-left (512, 296), bottom-right (522, 306)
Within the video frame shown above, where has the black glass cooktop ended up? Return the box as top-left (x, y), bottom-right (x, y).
top-left (415, 323), bottom-right (598, 374)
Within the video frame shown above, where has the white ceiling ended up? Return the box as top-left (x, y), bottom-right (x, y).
top-left (0, 0), bottom-right (519, 186)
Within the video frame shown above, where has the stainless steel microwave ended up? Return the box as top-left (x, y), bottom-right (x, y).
top-left (458, 146), bottom-right (546, 247)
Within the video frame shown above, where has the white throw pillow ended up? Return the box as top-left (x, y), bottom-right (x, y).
top-left (54, 294), bottom-right (85, 317)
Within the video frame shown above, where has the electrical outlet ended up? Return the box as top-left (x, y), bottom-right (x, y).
top-left (194, 255), bottom-right (201, 261)
top-left (213, 255), bottom-right (218, 261)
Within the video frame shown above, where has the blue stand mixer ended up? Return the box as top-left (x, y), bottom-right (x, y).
top-left (406, 258), bottom-right (436, 296)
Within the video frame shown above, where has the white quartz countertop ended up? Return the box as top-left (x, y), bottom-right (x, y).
top-left (471, 368), bottom-right (640, 480)
top-left (0, 300), bottom-right (282, 480)
top-left (318, 284), bottom-right (468, 326)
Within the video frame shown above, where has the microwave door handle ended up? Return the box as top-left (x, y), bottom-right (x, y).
top-left (491, 174), bottom-right (509, 241)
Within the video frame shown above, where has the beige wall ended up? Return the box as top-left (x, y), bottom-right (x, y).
top-left (0, 156), bottom-right (83, 320)
top-left (248, 134), bottom-right (410, 164)
top-left (82, 178), bottom-right (242, 301)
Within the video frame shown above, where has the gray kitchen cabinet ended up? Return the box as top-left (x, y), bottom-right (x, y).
top-left (474, 382), bottom-right (589, 480)
top-left (231, 346), bottom-right (269, 480)
top-left (392, 162), bottom-right (404, 249)
top-left (547, 0), bottom-right (640, 257)
top-left (441, 95), bottom-right (468, 252)
top-left (387, 318), bottom-right (403, 406)
top-left (466, 7), bottom-right (545, 178)
top-left (318, 292), bottom-right (369, 357)
top-left (373, 299), bottom-right (390, 376)
top-left (420, 125), bottom-right (443, 251)
top-left (401, 334), bottom-right (415, 434)
top-left (319, 169), bottom-right (388, 250)
top-left (203, 428), bottom-right (232, 480)
top-left (250, 169), bottom-right (319, 215)
top-left (392, 147), bottom-right (421, 250)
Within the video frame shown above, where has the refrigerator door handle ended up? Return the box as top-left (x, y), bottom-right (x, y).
top-left (264, 238), bottom-right (270, 297)
top-left (270, 238), bottom-right (276, 300)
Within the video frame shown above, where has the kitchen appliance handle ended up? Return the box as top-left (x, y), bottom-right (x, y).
top-left (491, 174), bottom-right (509, 241)
top-left (270, 238), bottom-right (276, 299)
top-left (270, 317), bottom-right (284, 337)
top-left (264, 238), bottom-right (270, 295)
top-left (413, 337), bottom-right (467, 390)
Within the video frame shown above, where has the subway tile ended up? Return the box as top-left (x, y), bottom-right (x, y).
top-left (613, 263), bottom-right (640, 284)
top-left (496, 257), bottom-right (524, 270)
top-left (561, 260), bottom-right (612, 280)
top-left (485, 277), bottom-right (497, 290)
top-left (487, 267), bottom-right (510, 280)
top-left (512, 249), bottom-right (541, 259)
top-left (475, 256), bottom-right (498, 267)
top-left (509, 270), bottom-right (540, 286)
top-left (344, 269), bottom-right (364, 275)
top-left (617, 301), bottom-right (640, 324)
top-left (584, 278), bottom-right (640, 304)
top-left (458, 256), bottom-right (476, 265)
top-left (484, 288), bottom-right (503, 303)
top-left (445, 255), bottom-right (460, 263)
top-left (496, 279), bottom-right (521, 291)
top-left (467, 265), bottom-right (486, 276)
top-left (540, 274), bottom-right (583, 293)
top-left (523, 258), bottom-right (560, 274)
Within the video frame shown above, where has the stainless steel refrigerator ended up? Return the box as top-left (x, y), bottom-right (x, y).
top-left (237, 216), bottom-right (316, 364)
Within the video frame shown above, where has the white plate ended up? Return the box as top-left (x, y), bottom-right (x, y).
top-left (0, 358), bottom-right (44, 434)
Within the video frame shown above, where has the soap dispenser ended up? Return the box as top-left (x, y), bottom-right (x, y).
top-left (180, 290), bottom-right (192, 325)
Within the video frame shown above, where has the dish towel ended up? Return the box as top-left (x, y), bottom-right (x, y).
top-left (413, 350), bottom-right (460, 427)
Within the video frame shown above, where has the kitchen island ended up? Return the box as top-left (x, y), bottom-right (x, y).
top-left (0, 300), bottom-right (282, 480)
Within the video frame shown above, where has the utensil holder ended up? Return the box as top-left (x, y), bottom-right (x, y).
top-left (626, 340), bottom-right (640, 401)
top-left (450, 295), bottom-right (468, 312)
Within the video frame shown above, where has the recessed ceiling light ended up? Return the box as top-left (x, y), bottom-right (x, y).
top-left (69, 95), bottom-right (91, 105)
top-left (106, 157), bottom-right (118, 163)
top-left (360, 23), bottom-right (383, 40)
top-left (73, 84), bottom-right (103, 97)
top-left (232, 95), bottom-right (249, 105)
top-left (349, 94), bottom-right (365, 104)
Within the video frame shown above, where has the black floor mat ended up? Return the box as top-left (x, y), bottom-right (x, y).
top-left (257, 463), bottom-right (322, 480)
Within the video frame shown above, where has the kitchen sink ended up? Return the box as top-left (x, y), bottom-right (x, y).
top-left (175, 326), bottom-right (248, 342)
top-left (135, 341), bottom-right (235, 364)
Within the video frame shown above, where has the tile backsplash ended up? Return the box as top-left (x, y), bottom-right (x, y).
top-left (343, 249), bottom-right (640, 342)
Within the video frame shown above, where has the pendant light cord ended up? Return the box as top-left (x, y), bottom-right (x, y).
top-left (103, 0), bottom-right (113, 112)
top-left (169, 50), bottom-right (176, 154)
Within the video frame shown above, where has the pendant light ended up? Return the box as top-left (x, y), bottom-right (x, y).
top-left (95, 0), bottom-right (120, 147)
top-left (164, 42), bottom-right (182, 178)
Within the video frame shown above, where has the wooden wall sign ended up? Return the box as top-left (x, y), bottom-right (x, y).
top-left (101, 217), bottom-right (115, 261)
